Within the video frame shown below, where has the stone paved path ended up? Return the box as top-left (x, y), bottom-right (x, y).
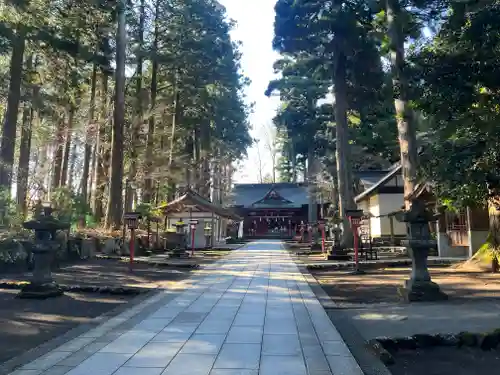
top-left (9, 240), bottom-right (363, 375)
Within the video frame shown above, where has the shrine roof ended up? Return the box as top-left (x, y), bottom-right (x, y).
top-left (229, 183), bottom-right (309, 208)
top-left (354, 164), bottom-right (402, 203)
top-left (155, 189), bottom-right (242, 220)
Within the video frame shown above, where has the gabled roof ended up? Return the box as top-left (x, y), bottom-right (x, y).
top-left (155, 189), bottom-right (242, 220)
top-left (354, 164), bottom-right (402, 203)
top-left (230, 183), bottom-right (309, 208)
top-left (251, 186), bottom-right (293, 206)
top-left (354, 169), bottom-right (393, 190)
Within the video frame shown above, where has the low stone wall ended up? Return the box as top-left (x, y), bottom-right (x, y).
top-left (368, 330), bottom-right (500, 365)
top-left (306, 258), bottom-right (461, 270)
top-left (0, 280), bottom-right (145, 295)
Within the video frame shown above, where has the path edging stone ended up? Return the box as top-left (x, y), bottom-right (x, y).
top-left (306, 258), bottom-right (460, 271)
top-left (0, 281), bottom-right (145, 295)
top-left (293, 260), bottom-right (392, 375)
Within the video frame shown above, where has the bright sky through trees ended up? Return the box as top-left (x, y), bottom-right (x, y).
top-left (219, 0), bottom-right (280, 183)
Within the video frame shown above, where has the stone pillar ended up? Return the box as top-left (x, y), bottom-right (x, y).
top-left (396, 200), bottom-right (447, 302)
top-left (19, 207), bottom-right (69, 299)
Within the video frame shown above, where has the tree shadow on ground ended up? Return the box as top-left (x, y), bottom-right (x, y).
top-left (312, 267), bottom-right (500, 304)
top-left (1, 258), bottom-right (195, 290)
top-left (0, 288), bottom-right (132, 364)
top-left (388, 346), bottom-right (500, 375)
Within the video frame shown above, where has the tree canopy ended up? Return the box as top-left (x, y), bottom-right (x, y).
top-left (0, 0), bottom-right (251, 228)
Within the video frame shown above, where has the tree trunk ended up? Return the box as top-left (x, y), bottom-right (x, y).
top-left (168, 77), bottom-right (180, 168)
top-left (94, 73), bottom-right (109, 221)
top-left (0, 28), bottom-right (26, 191)
top-left (16, 101), bottom-right (33, 216)
top-left (126, 0), bottom-right (145, 211)
top-left (200, 120), bottom-right (211, 198)
top-left (81, 63), bottom-right (98, 207)
top-left (211, 149), bottom-right (220, 204)
top-left (167, 77), bottom-right (180, 196)
top-left (272, 155), bottom-right (276, 183)
top-left (143, 0), bottom-right (159, 203)
top-left (307, 147), bottom-right (318, 223)
top-left (68, 138), bottom-right (78, 189)
top-left (333, 46), bottom-right (355, 246)
top-left (106, 0), bottom-right (127, 229)
top-left (60, 107), bottom-right (75, 187)
top-left (37, 143), bottom-right (51, 200)
top-left (386, 0), bottom-right (418, 209)
top-left (257, 142), bottom-right (264, 183)
top-left (193, 128), bottom-right (201, 192)
top-left (89, 143), bottom-right (97, 203)
top-left (52, 114), bottom-right (66, 190)
top-left (16, 54), bottom-right (35, 216)
top-left (184, 136), bottom-right (194, 190)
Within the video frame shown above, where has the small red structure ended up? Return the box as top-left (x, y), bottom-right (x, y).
top-left (189, 220), bottom-right (199, 256)
top-left (318, 220), bottom-right (326, 253)
top-left (299, 222), bottom-right (306, 242)
top-left (124, 212), bottom-right (141, 271)
top-left (346, 209), bottom-right (364, 273)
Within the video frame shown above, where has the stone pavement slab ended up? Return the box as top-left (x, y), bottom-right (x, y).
top-left (6, 240), bottom-right (364, 375)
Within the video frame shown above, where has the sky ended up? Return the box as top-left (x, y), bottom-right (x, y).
top-left (219, 0), bottom-right (281, 184)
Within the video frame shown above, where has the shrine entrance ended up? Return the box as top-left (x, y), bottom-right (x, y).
top-left (231, 183), bottom-right (314, 239)
top-left (245, 209), bottom-right (304, 238)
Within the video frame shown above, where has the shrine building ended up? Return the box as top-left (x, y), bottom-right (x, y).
top-left (229, 183), bottom-right (323, 238)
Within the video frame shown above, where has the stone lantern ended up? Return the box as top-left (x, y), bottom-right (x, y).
top-left (169, 220), bottom-right (189, 258)
top-left (204, 223), bottom-right (212, 248)
top-left (326, 225), bottom-right (350, 260)
top-left (395, 199), bottom-right (447, 302)
top-left (174, 220), bottom-right (186, 234)
top-left (19, 206), bottom-right (70, 299)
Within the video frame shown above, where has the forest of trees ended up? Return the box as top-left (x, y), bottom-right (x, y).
top-left (0, 0), bottom-right (251, 229)
top-left (267, 0), bottom-right (500, 222)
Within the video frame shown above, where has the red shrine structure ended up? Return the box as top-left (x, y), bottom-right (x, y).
top-left (229, 183), bottom-right (323, 239)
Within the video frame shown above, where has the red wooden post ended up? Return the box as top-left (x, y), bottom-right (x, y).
top-left (124, 212), bottom-right (141, 272)
top-left (191, 227), bottom-right (196, 256)
top-left (318, 220), bottom-right (326, 253)
top-left (322, 228), bottom-right (326, 253)
top-left (129, 228), bottom-right (135, 271)
top-left (345, 209), bottom-right (364, 274)
top-left (190, 220), bottom-right (198, 257)
top-left (353, 222), bottom-right (359, 270)
top-left (348, 215), bottom-right (362, 273)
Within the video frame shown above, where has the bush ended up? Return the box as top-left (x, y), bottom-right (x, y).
top-left (0, 187), bottom-right (24, 229)
top-left (0, 235), bottom-right (28, 265)
top-left (51, 188), bottom-right (95, 227)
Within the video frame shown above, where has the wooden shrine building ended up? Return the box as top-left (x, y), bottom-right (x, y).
top-left (229, 183), bottom-right (322, 238)
top-left (156, 189), bottom-right (242, 248)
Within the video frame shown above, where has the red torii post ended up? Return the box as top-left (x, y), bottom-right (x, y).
top-left (346, 209), bottom-right (365, 275)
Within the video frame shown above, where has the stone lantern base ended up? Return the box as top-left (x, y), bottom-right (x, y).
top-left (168, 248), bottom-right (190, 258)
top-left (398, 279), bottom-right (448, 302)
top-left (325, 246), bottom-right (351, 260)
top-left (18, 282), bottom-right (64, 299)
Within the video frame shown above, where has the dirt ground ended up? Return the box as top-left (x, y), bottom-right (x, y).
top-left (311, 266), bottom-right (500, 304)
top-left (312, 266), bottom-right (500, 374)
top-left (0, 250), bottom-right (230, 290)
top-left (0, 288), bottom-right (134, 364)
top-left (388, 347), bottom-right (500, 375)
top-left (0, 250), bottom-right (230, 364)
